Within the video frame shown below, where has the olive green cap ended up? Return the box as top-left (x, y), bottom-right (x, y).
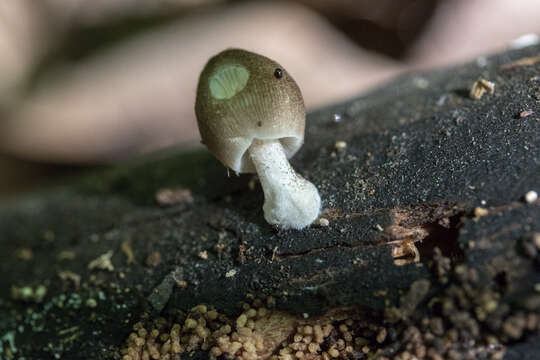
top-left (195, 49), bottom-right (305, 173)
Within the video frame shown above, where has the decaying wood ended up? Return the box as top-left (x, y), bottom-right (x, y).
top-left (0, 45), bottom-right (539, 359)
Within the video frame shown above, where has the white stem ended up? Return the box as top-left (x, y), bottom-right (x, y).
top-left (248, 139), bottom-right (321, 229)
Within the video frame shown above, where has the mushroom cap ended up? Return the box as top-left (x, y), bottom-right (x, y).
top-left (195, 49), bottom-right (305, 173)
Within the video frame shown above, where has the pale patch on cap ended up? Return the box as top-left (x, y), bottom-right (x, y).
top-left (209, 64), bottom-right (249, 100)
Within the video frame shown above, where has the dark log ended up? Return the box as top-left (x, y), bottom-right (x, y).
top-left (1, 45), bottom-right (539, 360)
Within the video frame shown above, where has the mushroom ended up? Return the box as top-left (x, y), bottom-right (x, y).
top-left (195, 49), bottom-right (320, 229)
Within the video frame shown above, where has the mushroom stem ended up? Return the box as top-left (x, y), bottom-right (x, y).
top-left (248, 139), bottom-right (320, 229)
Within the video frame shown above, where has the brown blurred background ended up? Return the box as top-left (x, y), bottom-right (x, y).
top-left (0, 0), bottom-right (539, 198)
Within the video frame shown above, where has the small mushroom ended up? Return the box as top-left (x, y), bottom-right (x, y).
top-left (195, 49), bottom-right (320, 229)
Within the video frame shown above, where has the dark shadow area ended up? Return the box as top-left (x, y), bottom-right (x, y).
top-left (417, 213), bottom-right (465, 261)
top-left (453, 88), bottom-right (471, 99)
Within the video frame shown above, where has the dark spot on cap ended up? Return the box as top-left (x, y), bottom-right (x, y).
top-left (257, 121), bottom-right (262, 127)
top-left (274, 68), bottom-right (283, 79)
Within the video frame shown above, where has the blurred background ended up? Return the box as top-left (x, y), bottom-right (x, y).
top-left (0, 0), bottom-right (539, 198)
